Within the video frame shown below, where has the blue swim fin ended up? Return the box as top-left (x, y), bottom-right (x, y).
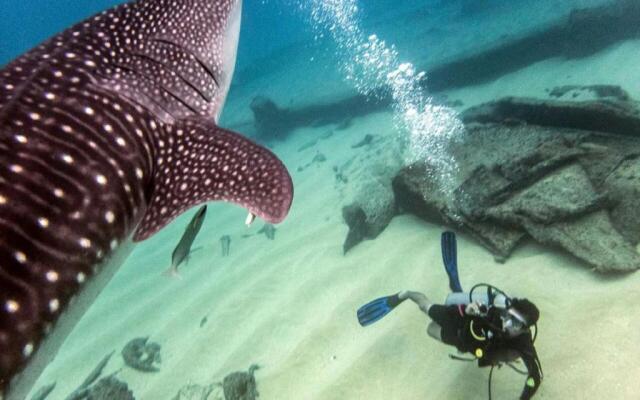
top-left (441, 231), bottom-right (463, 293)
top-left (357, 294), bottom-right (405, 327)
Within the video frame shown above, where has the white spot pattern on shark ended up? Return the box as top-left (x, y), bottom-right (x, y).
top-left (0, 0), bottom-right (293, 396)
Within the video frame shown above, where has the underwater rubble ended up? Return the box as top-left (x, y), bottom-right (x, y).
top-left (220, 365), bottom-right (260, 400)
top-left (84, 377), bottom-right (135, 400)
top-left (34, 349), bottom-right (260, 400)
top-left (171, 383), bottom-right (220, 400)
top-left (344, 95), bottom-right (640, 272)
top-left (121, 337), bottom-right (162, 373)
top-left (31, 352), bottom-right (136, 400)
top-left (460, 95), bottom-right (640, 138)
top-left (170, 364), bottom-right (260, 400)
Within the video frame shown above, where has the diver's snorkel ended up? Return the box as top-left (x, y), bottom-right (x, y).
top-left (507, 307), bottom-right (528, 326)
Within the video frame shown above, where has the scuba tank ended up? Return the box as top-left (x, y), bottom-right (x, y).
top-left (444, 283), bottom-right (516, 361)
top-left (444, 283), bottom-right (510, 309)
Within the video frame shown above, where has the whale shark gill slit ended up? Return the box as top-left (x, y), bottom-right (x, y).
top-left (129, 51), bottom-right (213, 104)
top-left (98, 65), bottom-right (183, 119)
top-left (151, 37), bottom-right (221, 89)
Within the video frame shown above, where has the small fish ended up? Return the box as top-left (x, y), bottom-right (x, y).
top-left (220, 235), bottom-right (231, 257)
top-left (164, 205), bottom-right (208, 277)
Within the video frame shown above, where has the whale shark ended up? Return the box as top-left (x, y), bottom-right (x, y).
top-left (0, 0), bottom-right (293, 397)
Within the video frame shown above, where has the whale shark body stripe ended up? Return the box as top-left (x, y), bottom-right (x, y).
top-left (0, 0), bottom-right (293, 396)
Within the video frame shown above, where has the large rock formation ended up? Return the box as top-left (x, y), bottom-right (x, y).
top-left (402, 97), bottom-right (640, 271)
top-left (338, 131), bottom-right (405, 254)
top-left (342, 180), bottom-right (397, 254)
top-left (348, 95), bottom-right (640, 272)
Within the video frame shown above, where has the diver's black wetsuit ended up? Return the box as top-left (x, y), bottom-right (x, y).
top-left (428, 304), bottom-right (542, 400)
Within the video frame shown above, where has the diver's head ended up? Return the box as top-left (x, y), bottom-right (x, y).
top-left (502, 298), bottom-right (539, 337)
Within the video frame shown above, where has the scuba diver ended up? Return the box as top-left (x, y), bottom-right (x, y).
top-left (357, 232), bottom-right (542, 400)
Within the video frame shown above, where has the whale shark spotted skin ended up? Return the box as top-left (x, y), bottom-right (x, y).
top-left (0, 0), bottom-right (293, 396)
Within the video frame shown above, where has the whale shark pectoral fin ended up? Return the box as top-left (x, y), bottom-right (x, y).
top-left (133, 118), bottom-right (294, 242)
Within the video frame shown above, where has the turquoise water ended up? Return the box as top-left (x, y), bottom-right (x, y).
top-left (3, 0), bottom-right (640, 399)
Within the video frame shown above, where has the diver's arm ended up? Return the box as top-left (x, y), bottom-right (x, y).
top-left (519, 346), bottom-right (542, 400)
top-left (398, 291), bottom-right (432, 315)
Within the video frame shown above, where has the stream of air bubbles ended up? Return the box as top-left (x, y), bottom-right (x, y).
top-left (306, 0), bottom-right (464, 199)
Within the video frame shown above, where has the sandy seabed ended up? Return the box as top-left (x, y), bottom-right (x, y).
top-left (37, 113), bottom-right (640, 399)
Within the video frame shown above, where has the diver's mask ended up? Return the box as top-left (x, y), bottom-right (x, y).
top-left (501, 307), bottom-right (528, 337)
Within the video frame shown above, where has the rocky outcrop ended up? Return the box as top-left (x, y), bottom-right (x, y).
top-left (461, 96), bottom-right (640, 138)
top-left (342, 179), bottom-right (397, 254)
top-left (349, 96), bottom-right (640, 272)
top-left (604, 156), bottom-right (640, 244)
top-left (393, 161), bottom-right (527, 262)
top-left (547, 85), bottom-right (630, 102)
